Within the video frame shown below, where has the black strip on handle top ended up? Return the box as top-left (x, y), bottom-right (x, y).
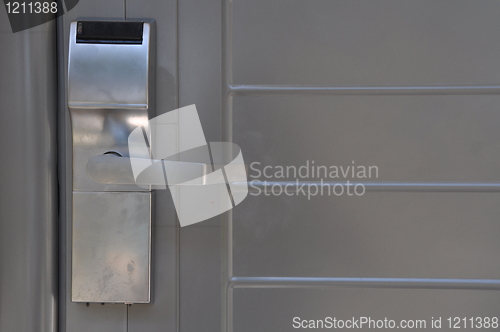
top-left (76, 21), bottom-right (144, 44)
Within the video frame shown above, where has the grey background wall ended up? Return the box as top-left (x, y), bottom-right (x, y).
top-left (2, 0), bottom-right (500, 331)
top-left (0, 6), bottom-right (57, 332)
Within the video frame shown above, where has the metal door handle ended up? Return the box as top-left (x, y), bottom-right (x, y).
top-left (86, 153), bottom-right (247, 186)
top-left (86, 154), bottom-right (208, 185)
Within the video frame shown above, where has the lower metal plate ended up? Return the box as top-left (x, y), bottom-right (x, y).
top-left (72, 191), bottom-right (151, 303)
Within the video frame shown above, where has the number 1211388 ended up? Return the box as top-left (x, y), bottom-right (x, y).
top-left (5, 2), bottom-right (58, 14)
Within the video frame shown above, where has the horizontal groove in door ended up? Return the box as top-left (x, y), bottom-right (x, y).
top-left (230, 277), bottom-right (500, 290)
top-left (240, 181), bottom-right (500, 193)
top-left (229, 85), bottom-right (500, 96)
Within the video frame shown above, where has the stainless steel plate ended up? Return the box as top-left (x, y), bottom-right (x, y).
top-left (72, 192), bottom-right (151, 303)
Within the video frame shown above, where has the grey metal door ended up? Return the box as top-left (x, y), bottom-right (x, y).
top-left (3, 0), bottom-right (500, 331)
top-left (224, 1), bottom-right (500, 331)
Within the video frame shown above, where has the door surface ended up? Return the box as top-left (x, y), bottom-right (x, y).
top-left (2, 0), bottom-right (500, 331)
